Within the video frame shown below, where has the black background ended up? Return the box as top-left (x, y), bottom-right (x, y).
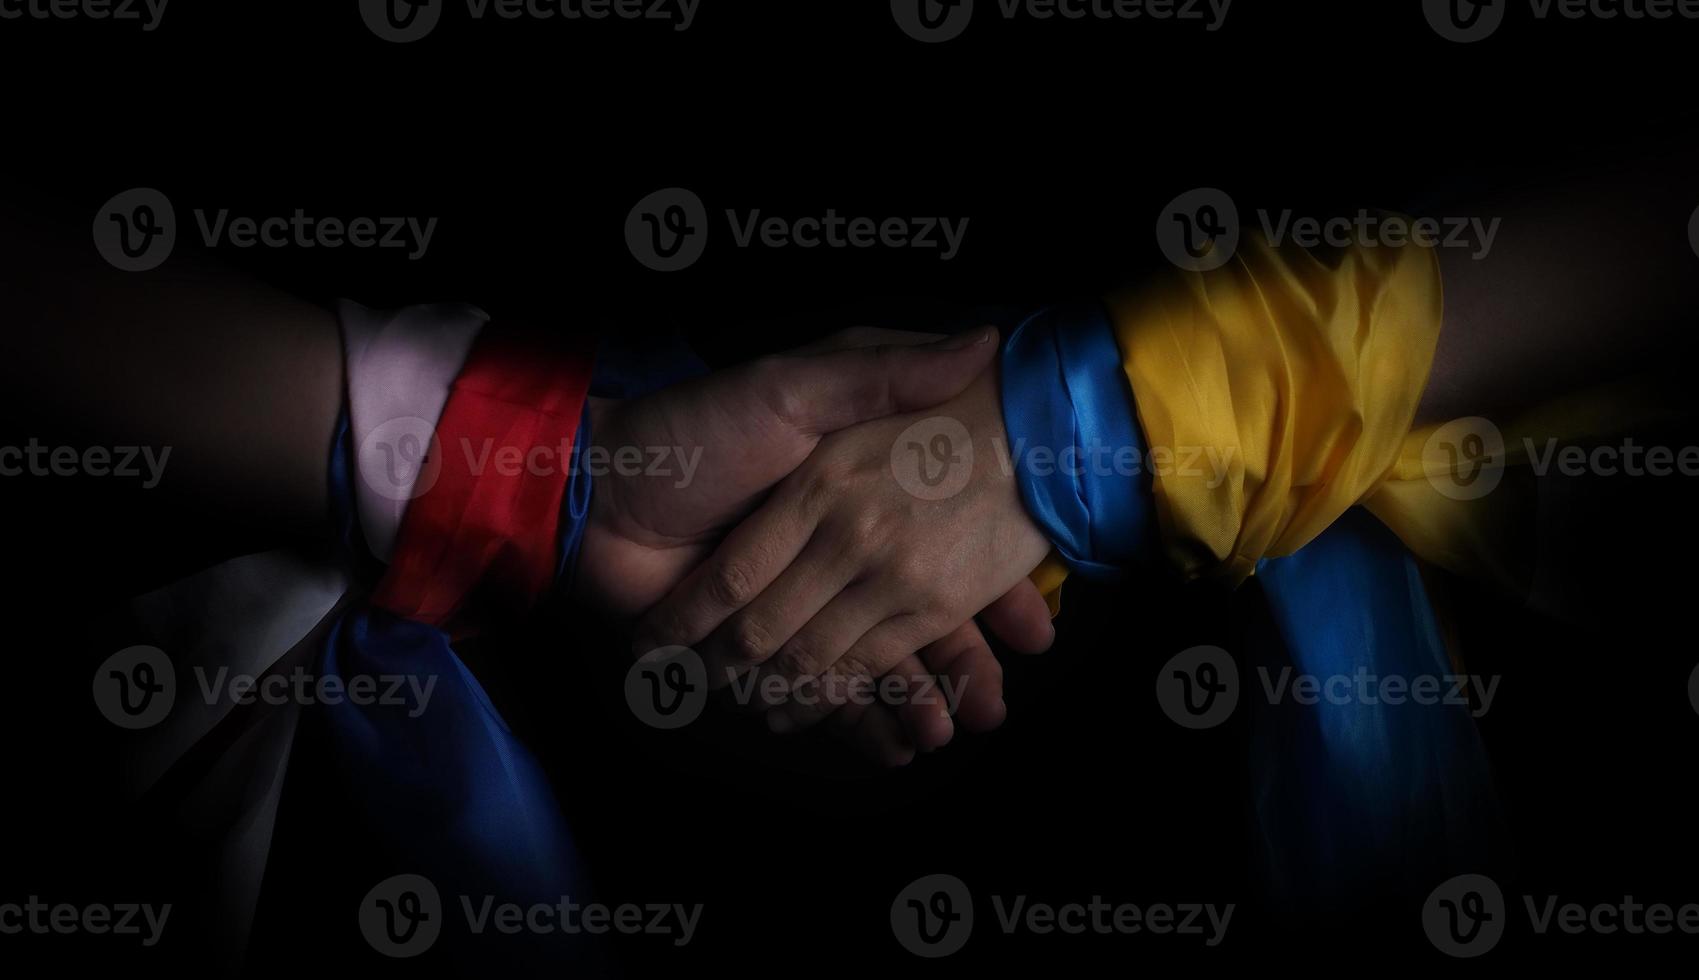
top-left (3, 0), bottom-right (1699, 974)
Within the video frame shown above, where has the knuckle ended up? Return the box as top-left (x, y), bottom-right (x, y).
top-left (774, 636), bottom-right (827, 681)
top-left (838, 506), bottom-right (899, 555)
top-left (888, 556), bottom-right (936, 598)
top-left (746, 356), bottom-right (805, 428)
top-left (707, 559), bottom-right (760, 609)
top-left (723, 614), bottom-right (775, 666)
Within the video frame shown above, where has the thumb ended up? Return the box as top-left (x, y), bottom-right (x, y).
top-left (766, 326), bottom-right (999, 436)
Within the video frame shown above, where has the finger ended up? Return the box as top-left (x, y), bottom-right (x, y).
top-left (700, 532), bottom-right (858, 689)
top-left (754, 581), bottom-right (893, 730)
top-left (772, 614), bottom-right (937, 734)
top-left (632, 483), bottom-right (818, 655)
top-left (825, 696), bottom-right (917, 768)
top-left (762, 327), bottom-right (999, 437)
top-left (916, 620), bottom-right (1007, 735)
top-left (785, 327), bottom-right (946, 356)
top-left (979, 577), bottom-right (1056, 654)
top-left (883, 651), bottom-right (956, 754)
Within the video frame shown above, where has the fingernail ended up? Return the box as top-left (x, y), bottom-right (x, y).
top-left (931, 327), bottom-right (992, 351)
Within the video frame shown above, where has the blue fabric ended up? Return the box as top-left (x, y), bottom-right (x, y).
top-left (1250, 510), bottom-right (1498, 903)
top-left (301, 333), bottom-right (707, 963)
top-left (318, 409), bottom-right (597, 964)
top-left (1000, 302), bottom-right (1157, 576)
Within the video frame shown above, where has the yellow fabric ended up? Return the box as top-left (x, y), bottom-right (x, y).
top-left (1112, 230), bottom-right (1444, 585)
top-left (1033, 229), bottom-right (1471, 604)
top-left (1026, 229), bottom-right (1692, 611)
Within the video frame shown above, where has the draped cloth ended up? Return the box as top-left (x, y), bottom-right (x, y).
top-left (311, 324), bottom-right (599, 966)
top-left (1001, 229), bottom-right (1507, 897)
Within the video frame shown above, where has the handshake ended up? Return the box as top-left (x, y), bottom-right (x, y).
top-left (574, 327), bottom-right (1057, 765)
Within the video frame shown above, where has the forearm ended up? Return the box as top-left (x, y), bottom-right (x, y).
top-left (1421, 151), bottom-right (1699, 424)
top-left (0, 207), bottom-right (343, 533)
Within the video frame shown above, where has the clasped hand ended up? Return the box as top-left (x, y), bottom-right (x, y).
top-left (577, 327), bottom-right (1053, 765)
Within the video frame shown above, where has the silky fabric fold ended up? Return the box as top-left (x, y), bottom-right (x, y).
top-left (1001, 301), bottom-right (1158, 578)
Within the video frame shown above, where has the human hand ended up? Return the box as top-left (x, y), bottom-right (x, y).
top-left (578, 328), bottom-right (1052, 763)
top-left (632, 357), bottom-right (1053, 737)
